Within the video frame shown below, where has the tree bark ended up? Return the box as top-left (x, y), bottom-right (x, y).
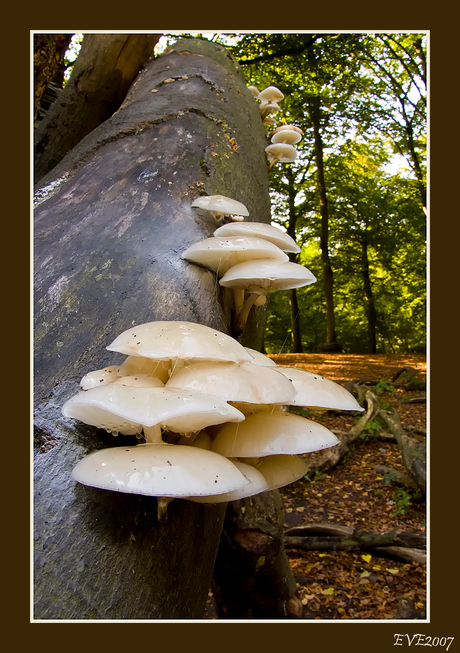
top-left (309, 103), bottom-right (338, 350)
top-left (360, 235), bottom-right (377, 353)
top-left (34, 33), bottom-right (161, 183)
top-left (33, 37), bottom-right (271, 620)
top-left (285, 167), bottom-right (303, 352)
top-left (211, 490), bottom-right (302, 618)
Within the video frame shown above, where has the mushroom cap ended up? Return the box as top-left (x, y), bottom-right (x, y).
top-left (211, 411), bottom-right (339, 458)
top-left (62, 384), bottom-right (245, 435)
top-left (187, 460), bottom-right (269, 503)
top-left (277, 367), bottom-right (364, 411)
top-left (167, 360), bottom-right (296, 405)
top-left (259, 101), bottom-right (281, 115)
top-left (271, 129), bottom-right (302, 145)
top-left (243, 347), bottom-right (278, 367)
top-left (112, 375), bottom-right (165, 388)
top-left (118, 355), bottom-right (172, 383)
top-left (265, 143), bottom-right (297, 162)
top-left (214, 221), bottom-right (300, 254)
top-left (80, 366), bottom-right (120, 390)
top-left (181, 236), bottom-right (289, 276)
top-left (247, 85), bottom-right (260, 98)
top-left (107, 321), bottom-right (254, 364)
top-left (258, 86), bottom-right (284, 102)
top-left (253, 454), bottom-right (309, 490)
top-left (191, 195), bottom-right (249, 217)
top-left (219, 259), bottom-right (316, 293)
top-left (272, 124), bottom-right (303, 136)
top-left (72, 443), bottom-right (249, 498)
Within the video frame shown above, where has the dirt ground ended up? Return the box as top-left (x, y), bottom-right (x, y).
top-left (205, 353), bottom-right (427, 620)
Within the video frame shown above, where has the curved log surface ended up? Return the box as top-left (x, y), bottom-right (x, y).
top-left (33, 37), bottom-right (270, 620)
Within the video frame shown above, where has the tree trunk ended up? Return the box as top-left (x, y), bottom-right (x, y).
top-left (360, 235), bottom-right (377, 353)
top-left (34, 33), bottom-right (161, 183)
top-left (211, 490), bottom-right (302, 618)
top-left (285, 167), bottom-right (303, 352)
top-left (33, 37), bottom-right (271, 620)
top-left (289, 287), bottom-right (303, 352)
top-left (309, 102), bottom-right (338, 350)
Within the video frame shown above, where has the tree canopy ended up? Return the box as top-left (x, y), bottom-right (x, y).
top-left (221, 32), bottom-right (427, 354)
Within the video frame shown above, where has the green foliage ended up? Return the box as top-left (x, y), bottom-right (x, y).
top-left (164, 32), bottom-right (427, 355)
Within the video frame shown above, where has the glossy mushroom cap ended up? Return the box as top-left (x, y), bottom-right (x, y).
top-left (181, 236), bottom-right (289, 276)
top-left (271, 129), bottom-right (302, 145)
top-left (72, 443), bottom-right (249, 498)
top-left (214, 221), bottom-right (300, 254)
top-left (106, 321), bottom-right (254, 364)
top-left (187, 460), bottom-right (269, 503)
top-left (253, 454), bottom-right (309, 490)
top-left (211, 410), bottom-right (339, 458)
top-left (258, 86), bottom-right (284, 103)
top-left (219, 258), bottom-right (316, 294)
top-left (265, 143), bottom-right (297, 163)
top-left (166, 360), bottom-right (296, 406)
top-left (80, 366), bottom-right (120, 390)
top-left (277, 367), bottom-right (364, 411)
top-left (191, 195), bottom-right (249, 221)
top-left (62, 384), bottom-right (245, 436)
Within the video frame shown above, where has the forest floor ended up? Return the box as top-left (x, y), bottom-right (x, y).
top-left (205, 353), bottom-right (427, 621)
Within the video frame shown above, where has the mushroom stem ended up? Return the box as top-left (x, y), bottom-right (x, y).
top-left (143, 424), bottom-right (164, 444)
top-left (233, 288), bottom-right (245, 314)
top-left (234, 293), bottom-right (259, 331)
top-left (157, 497), bottom-right (175, 521)
top-left (268, 156), bottom-right (280, 171)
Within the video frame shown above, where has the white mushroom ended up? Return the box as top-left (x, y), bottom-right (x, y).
top-left (243, 347), bottom-right (278, 367)
top-left (187, 460), bottom-right (269, 504)
top-left (211, 410), bottom-right (339, 458)
top-left (118, 355), bottom-right (172, 383)
top-left (106, 321), bottom-right (254, 366)
top-left (181, 235), bottom-right (289, 277)
top-left (271, 129), bottom-right (302, 145)
top-left (166, 360), bottom-right (296, 407)
top-left (276, 367), bottom-right (364, 412)
top-left (191, 195), bottom-right (249, 222)
top-left (258, 86), bottom-right (285, 104)
top-left (80, 366), bottom-right (121, 390)
top-left (251, 454), bottom-right (309, 490)
top-left (259, 101), bottom-right (282, 121)
top-left (71, 442), bottom-right (250, 519)
top-left (265, 143), bottom-right (298, 169)
top-left (214, 221), bottom-right (300, 253)
top-left (219, 258), bottom-right (316, 330)
top-left (112, 375), bottom-right (165, 388)
top-left (62, 384), bottom-right (245, 443)
top-left (247, 85), bottom-right (260, 98)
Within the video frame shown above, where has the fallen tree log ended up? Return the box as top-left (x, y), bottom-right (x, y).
top-left (284, 522), bottom-right (426, 563)
top-left (33, 36), bottom-right (274, 620)
top-left (380, 410), bottom-right (426, 493)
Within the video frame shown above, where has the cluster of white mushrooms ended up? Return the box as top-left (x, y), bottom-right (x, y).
top-left (184, 194), bottom-right (315, 331)
top-left (248, 84), bottom-right (303, 170)
top-left (63, 320), bottom-right (363, 519)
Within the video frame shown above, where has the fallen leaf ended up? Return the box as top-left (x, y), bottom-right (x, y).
top-left (361, 554), bottom-right (372, 563)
